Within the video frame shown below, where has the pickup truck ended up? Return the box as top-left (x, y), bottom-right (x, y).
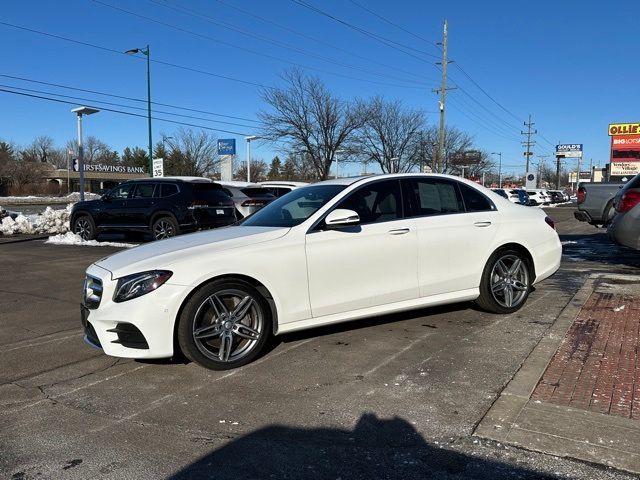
top-left (574, 182), bottom-right (626, 227)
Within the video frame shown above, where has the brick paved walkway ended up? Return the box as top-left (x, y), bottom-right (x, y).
top-left (532, 292), bottom-right (640, 419)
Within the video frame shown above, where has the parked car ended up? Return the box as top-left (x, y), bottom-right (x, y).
top-left (80, 173), bottom-right (561, 370)
top-left (574, 182), bottom-right (626, 227)
top-left (526, 189), bottom-right (550, 206)
top-left (547, 190), bottom-right (565, 203)
top-left (259, 181), bottom-right (309, 197)
top-left (509, 189), bottom-right (531, 206)
top-left (608, 173), bottom-right (640, 250)
top-left (71, 177), bottom-right (236, 241)
top-left (491, 188), bottom-right (509, 200)
top-left (217, 181), bottom-right (276, 218)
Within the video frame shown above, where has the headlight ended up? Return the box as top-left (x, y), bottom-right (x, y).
top-left (113, 270), bottom-right (173, 303)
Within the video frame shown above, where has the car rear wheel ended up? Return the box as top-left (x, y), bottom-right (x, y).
top-left (152, 216), bottom-right (179, 240)
top-left (476, 249), bottom-right (531, 314)
top-left (73, 214), bottom-right (96, 241)
top-left (177, 279), bottom-right (272, 370)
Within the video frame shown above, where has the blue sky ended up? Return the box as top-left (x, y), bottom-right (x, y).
top-left (1, 0), bottom-right (637, 176)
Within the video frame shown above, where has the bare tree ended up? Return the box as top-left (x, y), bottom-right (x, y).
top-left (164, 128), bottom-right (220, 177)
top-left (418, 126), bottom-right (479, 174)
top-left (350, 97), bottom-right (426, 173)
top-left (234, 159), bottom-right (268, 182)
top-left (65, 137), bottom-right (118, 165)
top-left (259, 69), bottom-right (363, 180)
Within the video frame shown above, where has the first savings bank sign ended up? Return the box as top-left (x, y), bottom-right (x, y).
top-left (73, 162), bottom-right (146, 174)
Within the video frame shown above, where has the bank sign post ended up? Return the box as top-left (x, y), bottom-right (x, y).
top-left (217, 139), bottom-right (236, 182)
top-left (556, 144), bottom-right (583, 190)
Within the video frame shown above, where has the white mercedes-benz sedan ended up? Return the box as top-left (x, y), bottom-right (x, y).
top-left (81, 174), bottom-right (561, 370)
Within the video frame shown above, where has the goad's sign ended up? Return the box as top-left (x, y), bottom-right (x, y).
top-left (608, 123), bottom-right (640, 136)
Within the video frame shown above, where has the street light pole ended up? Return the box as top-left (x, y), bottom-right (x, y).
top-left (126, 45), bottom-right (153, 177)
top-left (491, 152), bottom-right (502, 188)
top-left (245, 136), bottom-right (260, 182)
top-left (71, 107), bottom-right (99, 202)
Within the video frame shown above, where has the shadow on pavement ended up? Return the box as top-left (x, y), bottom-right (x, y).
top-left (560, 233), bottom-right (640, 270)
top-left (168, 413), bottom-right (558, 480)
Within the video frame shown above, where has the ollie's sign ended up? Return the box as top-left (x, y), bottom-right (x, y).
top-left (608, 123), bottom-right (640, 136)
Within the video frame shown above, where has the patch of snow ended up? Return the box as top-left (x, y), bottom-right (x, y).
top-left (613, 305), bottom-right (626, 312)
top-left (1, 205), bottom-right (72, 235)
top-left (0, 192), bottom-right (100, 204)
top-left (561, 241), bottom-right (578, 245)
top-left (46, 232), bottom-right (136, 248)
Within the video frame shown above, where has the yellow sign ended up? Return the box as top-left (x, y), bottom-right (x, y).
top-left (608, 123), bottom-right (640, 136)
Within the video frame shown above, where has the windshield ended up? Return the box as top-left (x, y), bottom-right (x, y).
top-left (241, 184), bottom-right (346, 227)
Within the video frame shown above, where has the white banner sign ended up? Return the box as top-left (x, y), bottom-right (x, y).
top-left (152, 158), bottom-right (164, 178)
top-left (611, 161), bottom-right (640, 176)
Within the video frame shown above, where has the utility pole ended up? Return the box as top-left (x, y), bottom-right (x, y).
top-left (521, 114), bottom-right (536, 173)
top-left (537, 154), bottom-right (549, 188)
top-left (555, 154), bottom-right (561, 190)
top-left (433, 19), bottom-right (455, 174)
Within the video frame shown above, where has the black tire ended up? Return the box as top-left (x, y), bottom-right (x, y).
top-left (177, 279), bottom-right (272, 370)
top-left (72, 214), bottom-right (96, 240)
top-left (152, 216), bottom-right (179, 240)
top-left (602, 201), bottom-right (615, 227)
top-left (475, 248), bottom-right (532, 314)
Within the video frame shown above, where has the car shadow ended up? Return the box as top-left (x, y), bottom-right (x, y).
top-left (167, 413), bottom-right (559, 480)
top-left (560, 233), bottom-right (640, 270)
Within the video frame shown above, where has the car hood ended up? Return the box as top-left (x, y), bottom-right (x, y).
top-left (95, 226), bottom-right (289, 279)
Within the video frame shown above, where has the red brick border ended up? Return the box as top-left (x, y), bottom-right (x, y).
top-left (532, 292), bottom-right (640, 420)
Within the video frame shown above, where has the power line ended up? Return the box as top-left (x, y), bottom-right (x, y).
top-left (0, 20), bottom-right (270, 89)
top-left (90, 0), bottom-right (428, 90)
top-left (147, 0), bottom-right (429, 87)
top-left (289, 0), bottom-right (439, 63)
top-left (0, 87), bottom-right (250, 136)
top-left (214, 0), bottom-right (434, 83)
top-left (347, 0), bottom-right (437, 48)
top-left (0, 74), bottom-right (262, 124)
top-left (0, 83), bottom-right (259, 129)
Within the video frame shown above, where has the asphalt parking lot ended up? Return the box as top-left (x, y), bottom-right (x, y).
top-left (1, 206), bottom-right (638, 480)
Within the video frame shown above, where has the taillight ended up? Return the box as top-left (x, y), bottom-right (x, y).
top-left (544, 216), bottom-right (555, 230)
top-left (242, 199), bottom-right (266, 207)
top-left (616, 190), bottom-right (640, 213)
top-left (576, 187), bottom-right (586, 205)
top-left (189, 200), bottom-right (208, 209)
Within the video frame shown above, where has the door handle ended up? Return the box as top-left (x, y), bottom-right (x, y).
top-left (474, 221), bottom-right (492, 227)
top-left (388, 228), bottom-right (410, 235)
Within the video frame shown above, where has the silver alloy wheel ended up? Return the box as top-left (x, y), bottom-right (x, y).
top-left (489, 254), bottom-right (529, 308)
top-left (153, 219), bottom-right (175, 240)
top-left (74, 218), bottom-right (92, 240)
top-left (191, 289), bottom-right (264, 363)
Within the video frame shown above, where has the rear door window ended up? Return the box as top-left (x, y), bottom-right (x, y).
top-left (241, 187), bottom-right (275, 198)
top-left (160, 183), bottom-right (179, 198)
top-left (403, 178), bottom-right (464, 217)
top-left (192, 184), bottom-right (232, 204)
top-left (459, 183), bottom-right (495, 212)
top-left (132, 183), bottom-right (156, 198)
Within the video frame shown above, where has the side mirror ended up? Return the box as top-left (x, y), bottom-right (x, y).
top-left (325, 209), bottom-right (360, 228)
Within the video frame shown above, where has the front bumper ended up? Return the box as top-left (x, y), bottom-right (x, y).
top-left (81, 264), bottom-right (189, 359)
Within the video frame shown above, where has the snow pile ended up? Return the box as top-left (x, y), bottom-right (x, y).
top-left (0, 205), bottom-right (72, 235)
top-left (46, 232), bottom-right (136, 248)
top-left (0, 192), bottom-right (100, 204)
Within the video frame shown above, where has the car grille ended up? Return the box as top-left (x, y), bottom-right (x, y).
top-left (83, 275), bottom-right (103, 309)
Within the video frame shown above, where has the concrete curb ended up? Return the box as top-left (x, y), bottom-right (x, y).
top-left (474, 274), bottom-right (640, 475)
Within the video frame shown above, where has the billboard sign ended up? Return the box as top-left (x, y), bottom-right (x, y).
top-left (450, 150), bottom-right (481, 165)
top-left (611, 161), bottom-right (640, 177)
top-left (217, 139), bottom-right (236, 156)
top-left (556, 144), bottom-right (583, 158)
top-left (608, 123), bottom-right (640, 136)
top-left (611, 135), bottom-right (640, 150)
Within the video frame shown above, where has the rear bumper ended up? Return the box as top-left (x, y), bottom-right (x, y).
top-left (607, 211), bottom-right (640, 250)
top-left (532, 234), bottom-right (562, 284)
top-left (573, 210), bottom-right (593, 223)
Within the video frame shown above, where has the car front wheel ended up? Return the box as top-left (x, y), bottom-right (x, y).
top-left (177, 279), bottom-right (272, 370)
top-left (73, 215), bottom-right (96, 240)
top-left (476, 249), bottom-right (531, 314)
top-left (152, 216), bottom-right (179, 240)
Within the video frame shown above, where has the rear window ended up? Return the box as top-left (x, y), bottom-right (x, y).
top-left (192, 183), bottom-right (231, 202)
top-left (241, 187), bottom-right (275, 198)
top-left (160, 184), bottom-right (179, 197)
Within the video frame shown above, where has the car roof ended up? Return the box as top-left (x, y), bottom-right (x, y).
top-left (259, 181), bottom-right (309, 187)
top-left (126, 176), bottom-right (213, 183)
top-left (217, 181), bottom-right (264, 188)
top-left (314, 173), bottom-right (489, 188)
